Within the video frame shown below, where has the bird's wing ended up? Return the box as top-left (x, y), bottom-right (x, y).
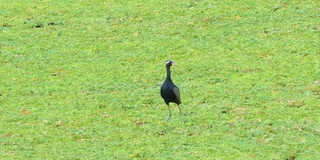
top-left (173, 86), bottom-right (181, 102)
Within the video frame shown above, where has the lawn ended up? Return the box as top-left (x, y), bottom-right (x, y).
top-left (1, 0), bottom-right (319, 159)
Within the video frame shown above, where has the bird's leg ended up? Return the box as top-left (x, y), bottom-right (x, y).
top-left (165, 104), bottom-right (172, 122)
top-left (178, 105), bottom-right (185, 125)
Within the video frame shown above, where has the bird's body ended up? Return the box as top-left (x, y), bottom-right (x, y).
top-left (160, 78), bottom-right (181, 105)
top-left (160, 60), bottom-right (184, 124)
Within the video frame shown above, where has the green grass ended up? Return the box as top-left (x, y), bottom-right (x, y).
top-left (1, 0), bottom-right (319, 159)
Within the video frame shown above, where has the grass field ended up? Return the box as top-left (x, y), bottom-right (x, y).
top-left (1, 0), bottom-right (319, 159)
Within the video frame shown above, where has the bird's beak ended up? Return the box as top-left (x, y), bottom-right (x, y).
top-left (172, 62), bottom-right (177, 65)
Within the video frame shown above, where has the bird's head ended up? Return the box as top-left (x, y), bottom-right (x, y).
top-left (166, 60), bottom-right (175, 67)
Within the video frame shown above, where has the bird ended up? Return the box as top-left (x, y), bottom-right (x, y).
top-left (160, 60), bottom-right (184, 124)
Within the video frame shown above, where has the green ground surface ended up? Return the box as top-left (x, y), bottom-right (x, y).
top-left (1, 0), bottom-right (319, 159)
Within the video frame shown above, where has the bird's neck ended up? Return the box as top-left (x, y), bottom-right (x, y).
top-left (166, 67), bottom-right (173, 82)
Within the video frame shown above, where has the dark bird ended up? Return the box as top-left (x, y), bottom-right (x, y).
top-left (160, 60), bottom-right (184, 124)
